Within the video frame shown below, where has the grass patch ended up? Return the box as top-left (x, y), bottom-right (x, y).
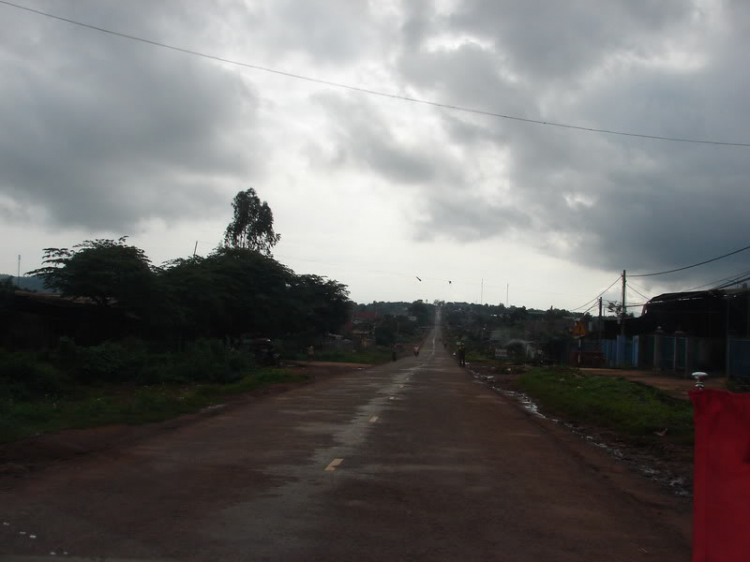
top-left (0, 368), bottom-right (308, 444)
top-left (514, 367), bottom-right (694, 445)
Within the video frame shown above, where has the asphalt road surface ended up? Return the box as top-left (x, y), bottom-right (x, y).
top-left (0, 326), bottom-right (691, 561)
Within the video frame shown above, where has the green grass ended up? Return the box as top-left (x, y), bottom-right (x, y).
top-left (0, 368), bottom-right (307, 444)
top-left (514, 367), bottom-right (694, 444)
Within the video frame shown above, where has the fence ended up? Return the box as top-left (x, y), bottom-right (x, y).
top-left (597, 334), bottom-right (724, 374)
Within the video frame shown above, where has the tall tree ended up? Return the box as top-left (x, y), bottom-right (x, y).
top-left (223, 188), bottom-right (281, 255)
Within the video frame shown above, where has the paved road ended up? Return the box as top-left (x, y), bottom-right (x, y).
top-left (0, 326), bottom-right (690, 561)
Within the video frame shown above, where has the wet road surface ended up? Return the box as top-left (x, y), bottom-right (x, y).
top-left (0, 326), bottom-right (690, 561)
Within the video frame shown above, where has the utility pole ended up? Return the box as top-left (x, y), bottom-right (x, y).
top-left (506, 283), bottom-right (509, 307)
top-left (17, 255), bottom-right (21, 279)
top-left (480, 279), bottom-right (484, 305)
top-left (598, 296), bottom-right (603, 341)
top-left (620, 270), bottom-right (627, 336)
top-left (193, 241), bottom-right (198, 258)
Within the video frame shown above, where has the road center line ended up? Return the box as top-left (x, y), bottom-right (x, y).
top-left (325, 458), bottom-right (344, 472)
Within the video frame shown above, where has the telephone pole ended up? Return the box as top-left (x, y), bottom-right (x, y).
top-left (620, 270), bottom-right (627, 336)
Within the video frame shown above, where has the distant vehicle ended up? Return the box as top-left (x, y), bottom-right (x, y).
top-left (244, 338), bottom-right (281, 367)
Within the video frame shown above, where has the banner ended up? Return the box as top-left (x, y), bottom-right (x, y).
top-left (690, 389), bottom-right (750, 562)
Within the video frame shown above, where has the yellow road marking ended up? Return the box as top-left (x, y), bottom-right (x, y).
top-left (370, 416), bottom-right (379, 423)
top-left (325, 458), bottom-right (344, 472)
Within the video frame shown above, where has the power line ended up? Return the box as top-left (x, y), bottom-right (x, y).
top-left (627, 280), bottom-right (652, 298)
top-left (630, 243), bottom-right (750, 278)
top-left (570, 276), bottom-right (622, 312)
top-left (3, 0), bottom-right (750, 148)
top-left (627, 284), bottom-right (651, 302)
top-left (714, 274), bottom-right (750, 290)
top-left (681, 269), bottom-right (750, 292)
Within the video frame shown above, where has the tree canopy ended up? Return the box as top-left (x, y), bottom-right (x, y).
top-left (223, 188), bottom-right (281, 255)
top-left (29, 237), bottom-right (156, 312)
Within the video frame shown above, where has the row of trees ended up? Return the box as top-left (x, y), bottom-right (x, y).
top-left (27, 189), bottom-right (350, 347)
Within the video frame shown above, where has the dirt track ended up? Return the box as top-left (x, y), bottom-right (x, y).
top-left (581, 368), bottom-right (724, 399)
top-left (0, 327), bottom-right (691, 561)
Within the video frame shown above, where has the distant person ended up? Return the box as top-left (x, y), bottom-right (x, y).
top-left (413, 345), bottom-right (420, 357)
top-left (458, 344), bottom-right (466, 367)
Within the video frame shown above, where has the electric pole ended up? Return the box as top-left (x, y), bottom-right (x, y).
top-left (620, 270), bottom-right (627, 336)
top-left (506, 283), bottom-right (509, 307)
top-left (17, 254), bottom-right (21, 279)
top-left (480, 279), bottom-right (484, 305)
top-left (193, 241), bottom-right (198, 258)
top-left (598, 296), bottom-right (603, 340)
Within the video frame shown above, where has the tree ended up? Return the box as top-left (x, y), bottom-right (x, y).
top-left (29, 237), bottom-right (156, 311)
top-left (408, 300), bottom-right (432, 326)
top-left (288, 274), bottom-right (351, 336)
top-left (223, 188), bottom-right (281, 255)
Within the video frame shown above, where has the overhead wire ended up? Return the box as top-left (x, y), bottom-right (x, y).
top-left (570, 275), bottom-right (622, 312)
top-left (714, 274), bottom-right (750, 290)
top-left (680, 269), bottom-right (750, 292)
top-left (2, 0), bottom-right (750, 148)
top-left (627, 280), bottom-right (652, 298)
top-left (627, 284), bottom-right (651, 302)
top-left (630, 243), bottom-right (750, 278)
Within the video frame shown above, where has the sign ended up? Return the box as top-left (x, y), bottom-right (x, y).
top-left (572, 321), bottom-right (588, 337)
top-left (494, 348), bottom-right (508, 359)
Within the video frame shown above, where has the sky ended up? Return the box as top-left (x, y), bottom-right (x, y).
top-left (2, 0), bottom-right (750, 312)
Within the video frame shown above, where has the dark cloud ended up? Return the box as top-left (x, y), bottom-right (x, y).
top-left (312, 93), bottom-right (464, 186)
top-left (446, 0), bottom-right (692, 82)
top-left (0, 0), bottom-right (260, 231)
top-left (2, 0), bottom-right (749, 291)
top-left (381, 0), bottom-right (750, 283)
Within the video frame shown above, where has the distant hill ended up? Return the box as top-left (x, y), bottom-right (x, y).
top-left (0, 274), bottom-right (54, 292)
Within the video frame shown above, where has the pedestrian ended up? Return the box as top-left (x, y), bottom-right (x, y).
top-left (458, 344), bottom-right (466, 367)
top-left (413, 345), bottom-right (420, 357)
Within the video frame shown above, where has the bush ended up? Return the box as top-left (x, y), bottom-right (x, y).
top-left (0, 350), bottom-right (67, 401)
top-left (58, 338), bottom-right (150, 385)
top-left (164, 339), bottom-right (253, 384)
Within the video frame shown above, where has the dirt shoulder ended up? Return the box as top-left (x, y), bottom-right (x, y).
top-left (581, 368), bottom-right (724, 399)
top-left (467, 362), bottom-right (695, 499)
top-left (0, 362), bottom-right (362, 481)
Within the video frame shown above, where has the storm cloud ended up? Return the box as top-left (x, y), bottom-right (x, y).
top-left (2, 0), bottom-right (749, 300)
top-left (0, 1), bottom-right (260, 231)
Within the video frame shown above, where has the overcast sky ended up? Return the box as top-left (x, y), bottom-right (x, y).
top-left (2, 0), bottom-right (749, 311)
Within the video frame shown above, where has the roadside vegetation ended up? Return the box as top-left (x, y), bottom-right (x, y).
top-left (0, 338), bottom-right (307, 443)
top-left (0, 189), bottom-right (437, 444)
top-left (514, 367), bottom-right (694, 445)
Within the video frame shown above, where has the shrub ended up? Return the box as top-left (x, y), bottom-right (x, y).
top-left (0, 350), bottom-right (66, 400)
top-left (57, 338), bottom-right (150, 385)
top-left (165, 339), bottom-right (253, 384)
